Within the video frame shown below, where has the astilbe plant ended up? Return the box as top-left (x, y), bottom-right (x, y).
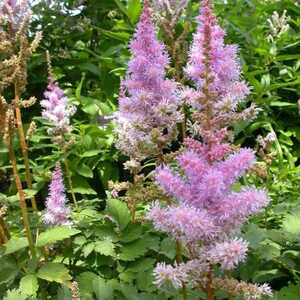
top-left (115, 0), bottom-right (182, 160)
top-left (146, 1), bottom-right (273, 299)
top-left (41, 52), bottom-right (78, 207)
top-left (43, 162), bottom-right (72, 226)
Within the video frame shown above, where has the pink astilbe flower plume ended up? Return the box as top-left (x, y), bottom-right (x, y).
top-left (183, 0), bottom-right (258, 133)
top-left (41, 78), bottom-right (76, 136)
top-left (115, 0), bottom-right (182, 159)
top-left (151, 147), bottom-right (269, 232)
top-left (149, 147), bottom-right (270, 296)
top-left (43, 162), bottom-right (72, 226)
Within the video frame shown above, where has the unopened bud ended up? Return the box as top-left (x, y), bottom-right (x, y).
top-left (26, 121), bottom-right (36, 140)
top-left (71, 281), bottom-right (80, 300)
top-left (21, 96), bottom-right (36, 108)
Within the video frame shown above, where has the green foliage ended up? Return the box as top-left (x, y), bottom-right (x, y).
top-left (273, 282), bottom-right (300, 299)
top-left (36, 226), bottom-right (80, 247)
top-left (4, 237), bottom-right (29, 255)
top-left (19, 275), bottom-right (39, 297)
top-left (106, 198), bottom-right (131, 230)
top-left (4, 289), bottom-right (29, 300)
top-left (37, 263), bottom-right (72, 287)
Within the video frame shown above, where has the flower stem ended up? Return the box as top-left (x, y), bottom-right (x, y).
top-left (0, 217), bottom-right (10, 239)
top-left (0, 221), bottom-right (8, 244)
top-left (6, 131), bottom-right (36, 257)
top-left (176, 240), bottom-right (188, 300)
top-left (62, 147), bottom-right (78, 207)
top-left (227, 271), bottom-right (233, 300)
top-left (206, 265), bottom-right (214, 300)
top-left (14, 86), bottom-right (38, 213)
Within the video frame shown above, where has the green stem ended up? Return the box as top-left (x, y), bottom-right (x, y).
top-left (62, 144), bottom-right (78, 207)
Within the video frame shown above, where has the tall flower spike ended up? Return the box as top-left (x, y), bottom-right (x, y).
top-left (115, 0), bottom-right (182, 159)
top-left (185, 0), bottom-right (254, 127)
top-left (41, 78), bottom-right (76, 136)
top-left (43, 162), bottom-right (72, 226)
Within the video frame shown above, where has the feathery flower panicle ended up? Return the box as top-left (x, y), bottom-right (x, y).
top-left (43, 162), bottom-right (72, 226)
top-left (209, 238), bottom-right (248, 270)
top-left (185, 0), bottom-right (255, 129)
top-left (115, 0), bottom-right (182, 159)
top-left (213, 278), bottom-right (273, 300)
top-left (147, 202), bottom-right (218, 243)
top-left (152, 147), bottom-right (268, 232)
top-left (41, 78), bottom-right (76, 136)
top-left (153, 262), bottom-right (186, 288)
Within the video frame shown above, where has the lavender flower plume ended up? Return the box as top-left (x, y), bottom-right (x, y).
top-left (152, 147), bottom-right (269, 234)
top-left (41, 78), bottom-right (76, 136)
top-left (115, 0), bottom-right (182, 159)
top-left (147, 202), bottom-right (218, 243)
top-left (43, 162), bottom-right (72, 226)
top-left (184, 0), bottom-right (258, 128)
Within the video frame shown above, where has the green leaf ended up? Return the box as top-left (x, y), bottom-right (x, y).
top-left (0, 257), bottom-right (19, 284)
top-left (119, 223), bottom-right (143, 243)
top-left (82, 243), bottom-right (95, 257)
top-left (159, 237), bottom-right (176, 260)
top-left (127, 0), bottom-right (141, 24)
top-left (256, 242), bottom-right (281, 261)
top-left (77, 162), bottom-right (93, 178)
top-left (4, 289), bottom-right (28, 300)
top-left (106, 198), bottom-right (131, 231)
top-left (37, 263), bottom-right (72, 286)
top-left (128, 258), bottom-right (156, 273)
top-left (76, 272), bottom-right (99, 297)
top-left (114, 0), bottom-right (129, 18)
top-left (94, 240), bottom-right (116, 257)
top-left (136, 270), bottom-right (155, 292)
top-left (243, 223), bottom-right (266, 249)
top-left (270, 101), bottom-right (297, 108)
top-left (97, 28), bottom-right (130, 41)
top-left (282, 214), bottom-right (300, 235)
top-left (76, 73), bottom-right (86, 98)
top-left (119, 237), bottom-right (151, 261)
top-left (93, 277), bottom-right (113, 300)
top-left (57, 286), bottom-right (72, 300)
top-left (19, 275), bottom-right (39, 296)
top-left (80, 149), bottom-right (102, 158)
top-left (277, 54), bottom-right (300, 61)
top-left (4, 237), bottom-right (29, 255)
top-left (253, 269), bottom-right (287, 283)
top-left (273, 282), bottom-right (300, 300)
top-left (72, 176), bottom-right (97, 195)
top-left (36, 226), bottom-right (80, 247)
